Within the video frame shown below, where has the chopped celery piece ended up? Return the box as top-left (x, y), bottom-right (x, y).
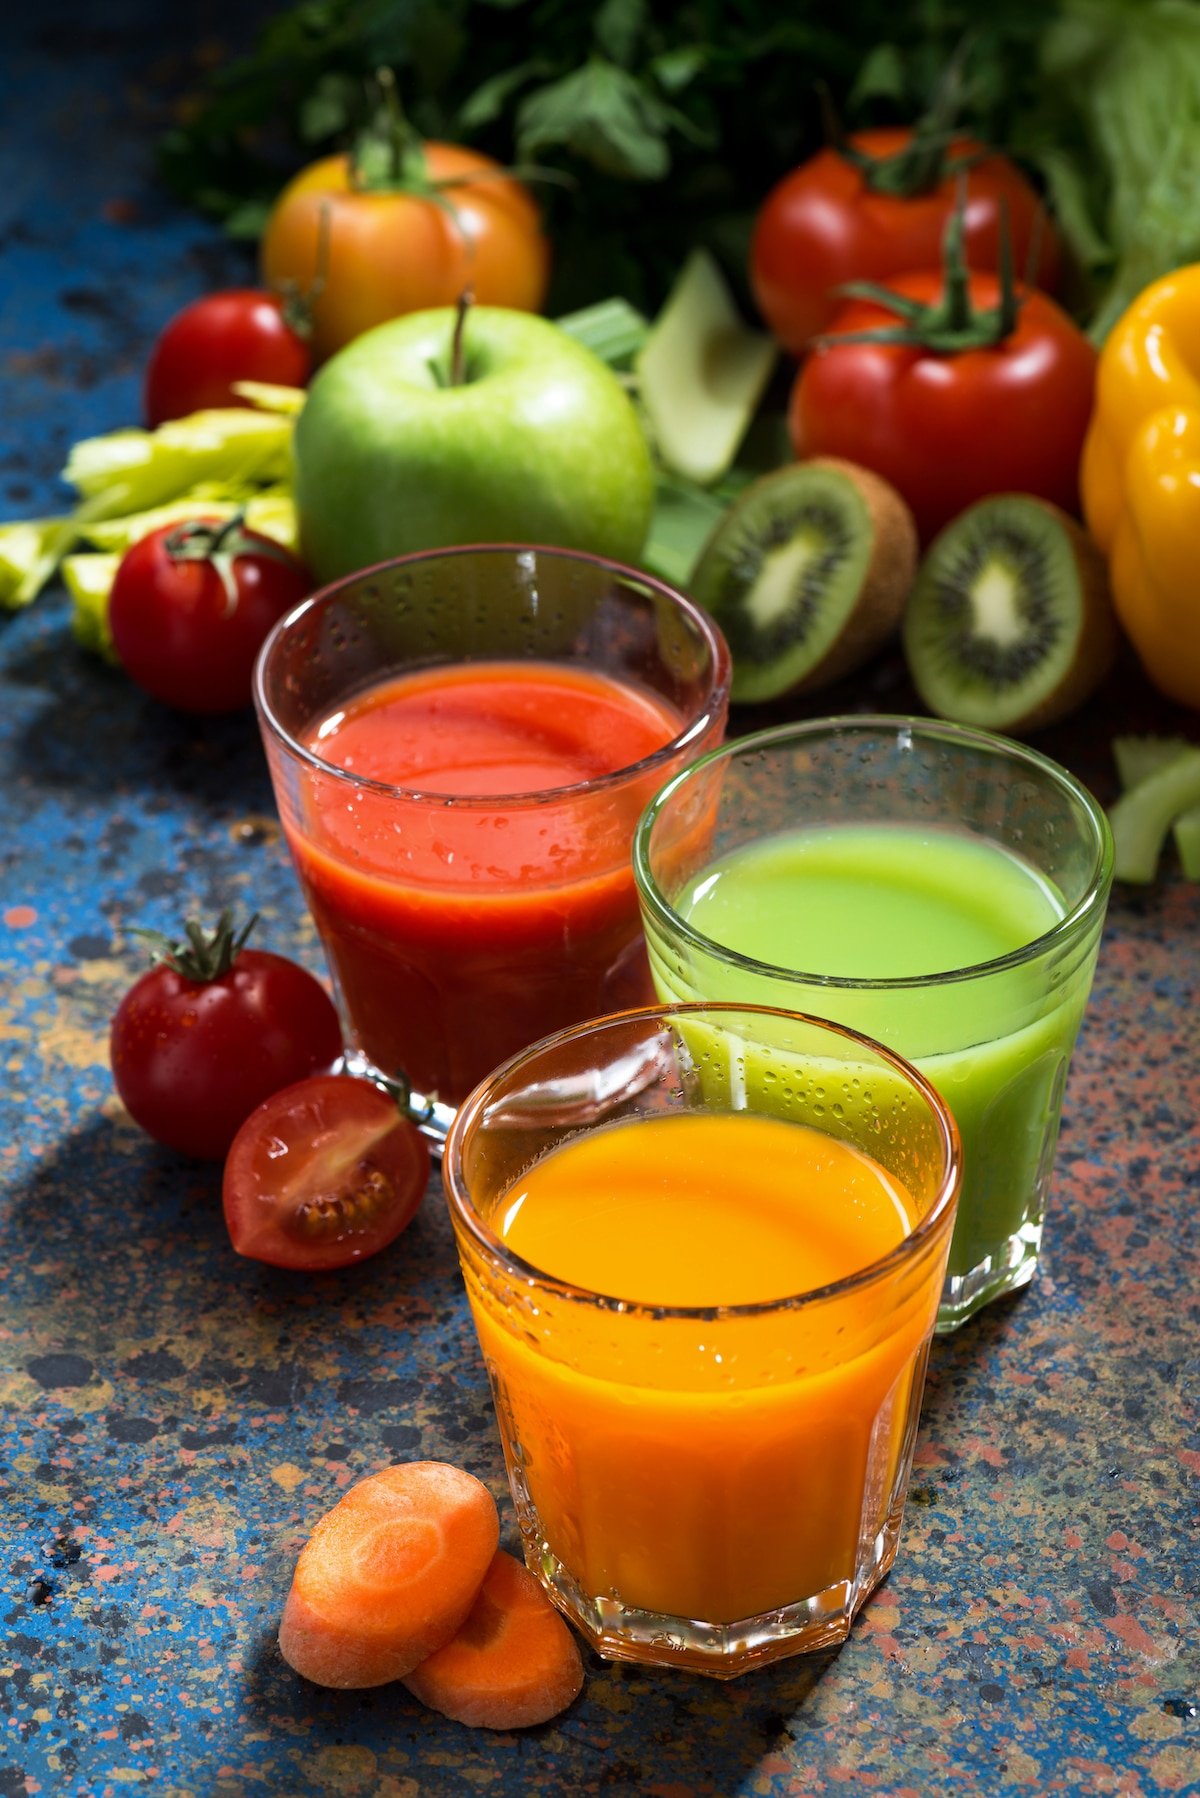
top-left (642, 478), bottom-right (726, 589)
top-left (556, 297), bottom-right (649, 370)
top-left (243, 494), bottom-right (298, 550)
top-left (231, 380), bottom-right (307, 415)
top-left (1, 406), bottom-right (297, 614)
top-left (1108, 746), bottom-right (1200, 882)
top-left (1112, 735), bottom-right (1196, 788)
top-left (3, 491), bottom-right (125, 607)
top-left (1176, 812), bottom-right (1200, 881)
top-left (1112, 734), bottom-right (1200, 880)
top-left (63, 553), bottom-right (120, 660)
top-left (65, 409), bottom-right (293, 511)
top-left (637, 249), bottom-right (776, 486)
top-left (81, 491), bottom-right (297, 555)
top-left (0, 519), bottom-right (63, 608)
top-left (641, 467), bottom-right (756, 589)
top-left (83, 499), bottom-right (242, 552)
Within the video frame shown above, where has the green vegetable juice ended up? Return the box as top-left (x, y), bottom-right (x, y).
top-left (652, 823), bottom-right (1097, 1302)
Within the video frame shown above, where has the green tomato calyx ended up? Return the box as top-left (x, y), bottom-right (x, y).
top-left (133, 908), bottom-right (258, 983)
top-left (164, 513), bottom-right (298, 614)
top-left (833, 38), bottom-right (978, 199)
top-left (814, 179), bottom-right (1023, 356)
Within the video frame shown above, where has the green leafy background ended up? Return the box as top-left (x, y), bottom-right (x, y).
top-left (161, 0), bottom-right (1200, 332)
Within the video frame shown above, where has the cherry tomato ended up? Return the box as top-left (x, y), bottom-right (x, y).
top-left (750, 129), bottom-right (1062, 356)
top-left (788, 269), bottom-right (1096, 542)
top-left (143, 289), bottom-right (311, 428)
top-left (108, 516), bottom-right (311, 713)
top-left (110, 912), bottom-right (343, 1161)
top-left (223, 1075), bottom-right (429, 1270)
top-left (261, 143), bottom-right (550, 363)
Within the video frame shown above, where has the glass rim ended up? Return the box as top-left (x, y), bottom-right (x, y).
top-left (443, 999), bottom-right (963, 1321)
top-left (252, 541), bottom-right (731, 810)
top-left (633, 713), bottom-right (1115, 992)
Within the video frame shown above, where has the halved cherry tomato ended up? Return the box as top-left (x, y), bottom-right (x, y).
top-left (143, 289), bottom-right (312, 428)
top-left (260, 143), bottom-right (550, 363)
top-left (750, 129), bottom-right (1062, 357)
top-left (223, 1075), bottom-right (429, 1271)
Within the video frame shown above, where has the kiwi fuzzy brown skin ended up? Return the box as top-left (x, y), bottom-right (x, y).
top-left (904, 494), bottom-right (1119, 735)
top-left (690, 456), bottom-right (918, 703)
top-left (791, 458), bottom-right (919, 692)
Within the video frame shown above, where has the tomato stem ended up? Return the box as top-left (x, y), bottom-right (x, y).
top-left (813, 177), bottom-right (1024, 356)
top-left (163, 512), bottom-right (300, 614)
top-left (832, 37), bottom-right (980, 198)
top-left (133, 908), bottom-right (258, 982)
top-left (349, 67), bottom-right (431, 194)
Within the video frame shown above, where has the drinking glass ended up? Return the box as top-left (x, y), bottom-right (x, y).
top-left (633, 717), bottom-right (1113, 1330)
top-left (443, 1001), bottom-right (961, 1677)
top-left (254, 544), bottom-right (729, 1104)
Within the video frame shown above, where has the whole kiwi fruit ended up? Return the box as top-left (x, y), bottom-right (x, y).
top-left (903, 494), bottom-right (1118, 733)
top-left (688, 457), bottom-right (918, 704)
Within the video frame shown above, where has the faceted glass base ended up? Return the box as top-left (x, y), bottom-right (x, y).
top-left (936, 1218), bottom-right (1043, 1332)
top-left (522, 1508), bottom-right (905, 1680)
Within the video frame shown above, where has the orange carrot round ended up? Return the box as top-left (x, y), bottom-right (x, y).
top-left (279, 1462), bottom-right (500, 1687)
top-left (402, 1549), bottom-right (584, 1729)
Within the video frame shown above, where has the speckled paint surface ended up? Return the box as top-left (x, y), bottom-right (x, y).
top-left (2, 8), bottom-right (1199, 1796)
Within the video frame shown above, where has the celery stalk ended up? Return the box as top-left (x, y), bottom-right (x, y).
top-left (556, 298), bottom-right (649, 370)
top-left (63, 554), bottom-right (120, 660)
top-left (1112, 734), bottom-right (1200, 879)
top-left (82, 491), bottom-right (297, 555)
top-left (641, 474), bottom-right (728, 589)
top-left (230, 380), bottom-right (307, 415)
top-left (1, 519), bottom-right (65, 608)
top-left (1108, 746), bottom-right (1200, 882)
top-left (65, 410), bottom-right (293, 510)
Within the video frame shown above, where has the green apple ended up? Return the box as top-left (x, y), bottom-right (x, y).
top-left (293, 306), bottom-right (655, 583)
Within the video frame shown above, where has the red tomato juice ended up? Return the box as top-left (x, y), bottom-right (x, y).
top-left (287, 661), bottom-right (686, 1101)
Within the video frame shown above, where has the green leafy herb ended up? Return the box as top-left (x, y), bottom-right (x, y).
top-left (1027, 0), bottom-right (1200, 338)
top-left (160, 0), bottom-right (1200, 331)
top-left (161, 0), bottom-right (1028, 313)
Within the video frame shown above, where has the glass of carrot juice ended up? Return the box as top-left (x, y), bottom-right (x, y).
top-left (254, 545), bottom-right (729, 1105)
top-left (443, 1000), bottom-right (960, 1676)
top-left (633, 717), bottom-right (1114, 1332)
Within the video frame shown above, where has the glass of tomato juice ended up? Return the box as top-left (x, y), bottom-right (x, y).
top-left (443, 999), bottom-right (961, 1676)
top-left (253, 545), bottom-right (730, 1105)
top-left (633, 718), bottom-right (1114, 1331)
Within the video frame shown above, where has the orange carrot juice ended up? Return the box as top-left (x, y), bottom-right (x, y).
top-left (463, 1110), bottom-right (945, 1629)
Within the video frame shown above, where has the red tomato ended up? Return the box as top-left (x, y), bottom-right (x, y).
top-left (110, 914), bottom-right (343, 1161)
top-left (143, 289), bottom-right (311, 427)
top-left (261, 144), bottom-right (550, 363)
top-left (787, 270), bottom-right (1097, 542)
top-left (223, 1075), bottom-right (429, 1270)
top-left (108, 517), bottom-right (311, 713)
top-left (750, 129), bottom-right (1062, 356)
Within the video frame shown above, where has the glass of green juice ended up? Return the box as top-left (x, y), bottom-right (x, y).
top-left (632, 716), bottom-right (1114, 1331)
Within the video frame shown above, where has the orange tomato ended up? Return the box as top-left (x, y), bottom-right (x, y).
top-left (261, 144), bottom-right (551, 363)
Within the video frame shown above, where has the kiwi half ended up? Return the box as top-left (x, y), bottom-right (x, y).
top-left (688, 457), bottom-right (918, 704)
top-left (903, 495), bottom-right (1118, 733)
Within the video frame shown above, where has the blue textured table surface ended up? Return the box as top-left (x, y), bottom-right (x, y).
top-left (2, 9), bottom-right (1199, 1796)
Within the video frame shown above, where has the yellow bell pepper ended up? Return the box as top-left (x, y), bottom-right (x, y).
top-left (1081, 265), bottom-right (1200, 708)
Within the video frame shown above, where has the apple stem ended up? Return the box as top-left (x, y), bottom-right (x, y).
top-left (449, 288), bottom-right (474, 387)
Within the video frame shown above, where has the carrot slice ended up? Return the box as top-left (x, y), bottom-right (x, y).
top-left (279, 1462), bottom-right (500, 1688)
top-left (402, 1549), bottom-right (584, 1729)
